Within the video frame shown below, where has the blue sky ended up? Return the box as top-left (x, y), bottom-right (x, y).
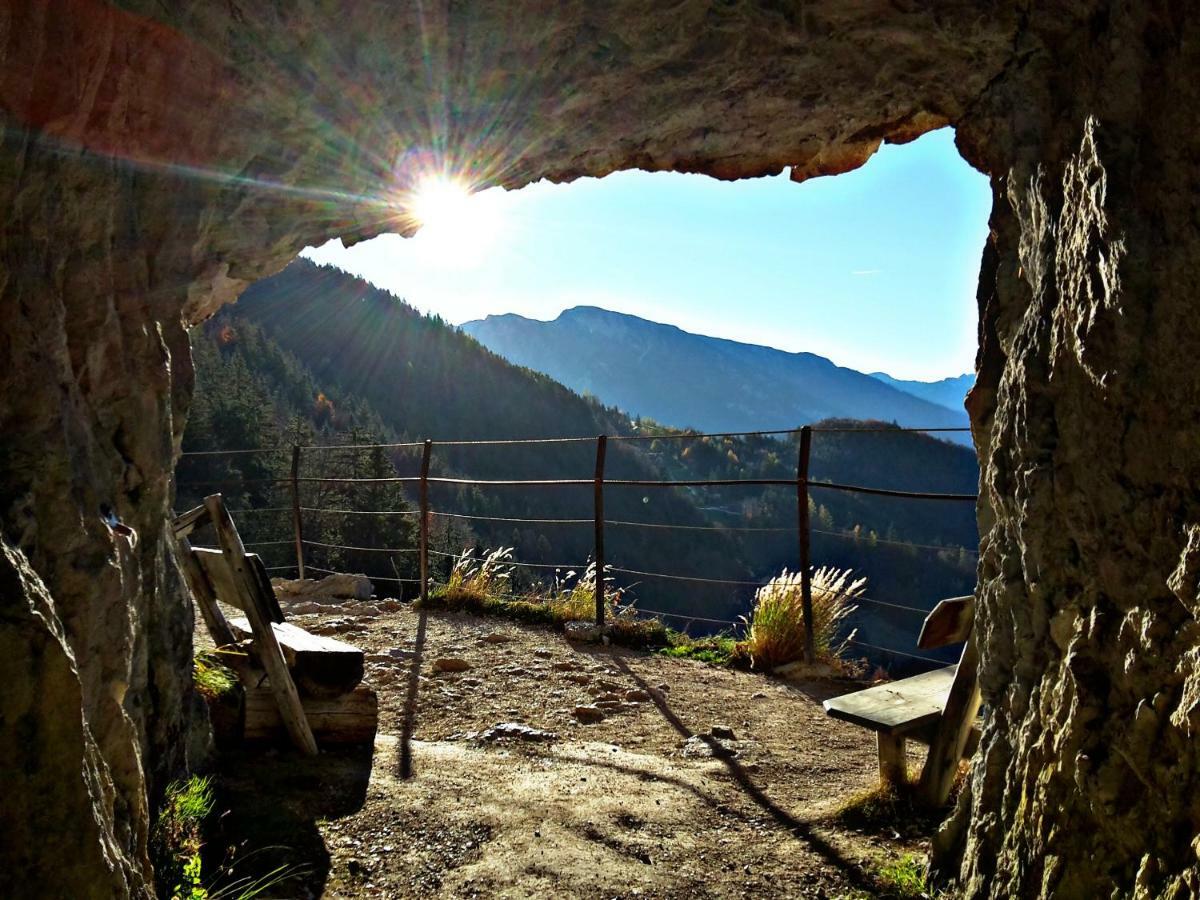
top-left (303, 128), bottom-right (991, 381)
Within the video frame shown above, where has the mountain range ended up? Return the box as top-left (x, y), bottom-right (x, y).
top-left (461, 308), bottom-right (973, 445)
top-left (868, 371), bottom-right (974, 414)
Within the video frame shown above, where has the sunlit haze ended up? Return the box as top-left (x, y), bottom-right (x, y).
top-left (305, 129), bottom-right (990, 380)
top-left (406, 175), bottom-right (505, 267)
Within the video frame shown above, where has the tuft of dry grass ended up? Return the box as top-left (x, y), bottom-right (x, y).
top-left (740, 566), bottom-right (865, 671)
top-left (442, 546), bottom-right (515, 602)
top-left (427, 550), bottom-right (668, 648)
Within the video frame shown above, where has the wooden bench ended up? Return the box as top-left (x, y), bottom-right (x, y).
top-left (173, 494), bottom-right (376, 752)
top-left (823, 595), bottom-right (981, 805)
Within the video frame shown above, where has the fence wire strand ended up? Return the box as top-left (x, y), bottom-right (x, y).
top-left (430, 510), bottom-right (591, 525)
top-left (845, 639), bottom-right (947, 664)
top-left (608, 566), bottom-right (766, 587)
top-left (303, 539), bottom-right (419, 554)
top-left (182, 425), bottom-right (978, 663)
top-left (305, 564), bottom-right (421, 585)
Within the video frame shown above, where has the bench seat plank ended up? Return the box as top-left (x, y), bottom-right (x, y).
top-left (228, 617), bottom-right (364, 697)
top-left (823, 665), bottom-right (957, 736)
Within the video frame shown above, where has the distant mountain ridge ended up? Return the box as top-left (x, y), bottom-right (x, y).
top-left (868, 371), bottom-right (974, 415)
top-left (462, 307), bottom-right (971, 445)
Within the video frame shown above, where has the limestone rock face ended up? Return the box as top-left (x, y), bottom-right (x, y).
top-left (948, 7), bottom-right (1200, 896)
top-left (1, 1), bottom-right (1197, 896)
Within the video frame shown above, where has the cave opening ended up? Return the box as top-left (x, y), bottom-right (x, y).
top-left (7, 3), bottom-right (1196, 896)
top-left (177, 127), bottom-right (992, 671)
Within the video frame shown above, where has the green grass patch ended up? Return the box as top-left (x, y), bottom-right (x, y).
top-left (606, 615), bottom-right (669, 649)
top-left (193, 653), bottom-right (238, 702)
top-left (153, 773), bottom-right (309, 899)
top-left (153, 775), bottom-right (215, 897)
top-left (876, 852), bottom-right (936, 898)
top-left (659, 633), bottom-right (746, 667)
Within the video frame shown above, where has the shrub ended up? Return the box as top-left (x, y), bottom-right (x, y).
top-left (740, 566), bottom-right (864, 671)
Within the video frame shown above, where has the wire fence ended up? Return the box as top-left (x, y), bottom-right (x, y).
top-left (177, 424), bottom-right (978, 667)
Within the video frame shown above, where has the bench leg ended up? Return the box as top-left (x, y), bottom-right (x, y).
top-left (878, 733), bottom-right (907, 787)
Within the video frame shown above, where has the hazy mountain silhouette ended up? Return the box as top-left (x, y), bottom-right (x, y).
top-left (462, 307), bottom-right (971, 444)
top-left (869, 371), bottom-right (974, 415)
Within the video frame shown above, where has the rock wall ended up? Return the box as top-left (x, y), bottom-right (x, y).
top-left (951, 3), bottom-right (1200, 895)
top-left (1, 0), bottom-right (1196, 895)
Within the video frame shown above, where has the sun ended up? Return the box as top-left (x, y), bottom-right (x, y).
top-left (406, 174), bottom-right (503, 267)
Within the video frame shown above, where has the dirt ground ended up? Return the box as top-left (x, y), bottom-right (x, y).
top-left (203, 596), bottom-right (939, 899)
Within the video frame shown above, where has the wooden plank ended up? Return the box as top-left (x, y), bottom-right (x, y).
top-left (823, 665), bottom-right (957, 735)
top-left (246, 553), bottom-right (285, 623)
top-left (193, 548), bottom-right (283, 621)
top-left (243, 684), bottom-right (378, 745)
top-left (904, 720), bottom-right (981, 755)
top-left (878, 732), bottom-right (907, 787)
top-left (177, 538), bottom-right (238, 648)
top-left (205, 495), bottom-right (318, 756)
top-left (918, 635), bottom-right (982, 806)
top-left (917, 595), bottom-right (974, 649)
top-left (228, 617), bottom-right (364, 697)
top-left (193, 547), bottom-right (245, 612)
top-left (172, 503), bottom-right (210, 539)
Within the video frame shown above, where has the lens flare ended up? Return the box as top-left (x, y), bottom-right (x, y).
top-left (405, 174), bottom-right (502, 267)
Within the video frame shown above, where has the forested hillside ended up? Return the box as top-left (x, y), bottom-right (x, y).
top-left (178, 260), bottom-right (979, 645)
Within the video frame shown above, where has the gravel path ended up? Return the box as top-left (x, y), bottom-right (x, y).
top-left (206, 596), bottom-right (934, 898)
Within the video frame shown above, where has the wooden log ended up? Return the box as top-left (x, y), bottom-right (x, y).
top-left (228, 617), bottom-right (364, 698)
top-left (205, 495), bottom-right (318, 756)
top-left (243, 684), bottom-right (378, 746)
top-left (918, 635), bottom-right (982, 806)
top-left (878, 732), bottom-right (907, 787)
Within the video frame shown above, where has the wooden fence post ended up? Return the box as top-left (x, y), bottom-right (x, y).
top-left (419, 439), bottom-right (432, 604)
top-left (798, 425), bottom-right (815, 663)
top-left (290, 444), bottom-right (305, 580)
top-left (593, 435), bottom-right (607, 628)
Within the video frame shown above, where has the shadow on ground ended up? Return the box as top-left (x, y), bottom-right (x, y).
top-left (601, 649), bottom-right (879, 895)
top-left (207, 743), bottom-right (373, 898)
